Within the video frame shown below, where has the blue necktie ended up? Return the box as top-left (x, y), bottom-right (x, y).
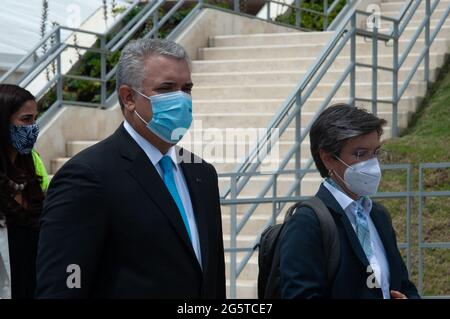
top-left (159, 155), bottom-right (192, 241)
top-left (354, 201), bottom-right (373, 259)
top-left (326, 178), bottom-right (373, 259)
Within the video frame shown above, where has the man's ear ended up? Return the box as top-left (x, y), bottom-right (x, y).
top-left (319, 149), bottom-right (336, 173)
top-left (118, 85), bottom-right (136, 112)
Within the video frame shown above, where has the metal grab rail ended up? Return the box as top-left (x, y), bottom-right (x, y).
top-left (221, 0), bottom-right (450, 298)
top-left (3, 0), bottom-right (211, 127)
top-left (223, 0), bottom-right (450, 200)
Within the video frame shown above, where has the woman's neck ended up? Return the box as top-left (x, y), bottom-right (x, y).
top-left (8, 148), bottom-right (18, 165)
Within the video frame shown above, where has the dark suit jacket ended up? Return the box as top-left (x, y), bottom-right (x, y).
top-left (7, 222), bottom-right (39, 299)
top-left (280, 184), bottom-right (419, 299)
top-left (35, 124), bottom-right (226, 298)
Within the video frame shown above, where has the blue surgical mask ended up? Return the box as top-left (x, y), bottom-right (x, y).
top-left (133, 90), bottom-right (193, 144)
top-left (9, 123), bottom-right (40, 155)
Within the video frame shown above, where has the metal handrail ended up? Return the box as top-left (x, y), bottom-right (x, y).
top-left (0, 0), bottom-right (141, 84)
top-left (222, 0), bottom-right (450, 297)
top-left (224, 0), bottom-right (449, 200)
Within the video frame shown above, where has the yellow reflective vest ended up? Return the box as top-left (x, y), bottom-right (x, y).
top-left (31, 149), bottom-right (49, 192)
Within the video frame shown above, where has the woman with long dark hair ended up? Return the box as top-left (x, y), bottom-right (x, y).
top-left (0, 84), bottom-right (48, 299)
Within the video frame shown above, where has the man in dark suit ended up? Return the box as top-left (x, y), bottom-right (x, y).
top-left (35, 38), bottom-right (226, 298)
top-left (280, 104), bottom-right (419, 299)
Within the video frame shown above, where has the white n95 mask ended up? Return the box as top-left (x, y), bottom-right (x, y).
top-left (335, 157), bottom-right (382, 196)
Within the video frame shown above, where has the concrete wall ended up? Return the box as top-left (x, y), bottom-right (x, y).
top-left (35, 105), bottom-right (123, 170)
top-left (35, 7), bottom-right (300, 171)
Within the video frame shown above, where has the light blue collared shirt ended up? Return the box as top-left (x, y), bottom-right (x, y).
top-left (123, 121), bottom-right (202, 267)
top-left (323, 180), bottom-right (391, 299)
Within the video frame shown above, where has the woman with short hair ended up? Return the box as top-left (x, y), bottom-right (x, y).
top-left (279, 103), bottom-right (419, 299)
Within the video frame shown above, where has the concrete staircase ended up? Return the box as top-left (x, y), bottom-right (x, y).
top-left (47, 1), bottom-right (450, 298)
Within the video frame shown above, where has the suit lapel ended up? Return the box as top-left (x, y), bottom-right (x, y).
top-left (116, 125), bottom-right (198, 264)
top-left (316, 184), bottom-right (370, 268)
top-left (178, 148), bottom-right (209, 273)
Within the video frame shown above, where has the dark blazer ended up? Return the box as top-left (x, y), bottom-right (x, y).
top-left (6, 222), bottom-right (39, 299)
top-left (35, 124), bottom-right (226, 298)
top-left (280, 184), bottom-right (419, 299)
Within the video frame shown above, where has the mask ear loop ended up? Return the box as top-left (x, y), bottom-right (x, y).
top-left (329, 155), bottom-right (352, 190)
top-left (134, 109), bottom-right (149, 126)
top-left (131, 88), bottom-right (152, 126)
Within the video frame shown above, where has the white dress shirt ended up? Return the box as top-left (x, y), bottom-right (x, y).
top-left (123, 121), bottom-right (202, 267)
top-left (323, 180), bottom-right (391, 299)
top-left (0, 220), bottom-right (11, 299)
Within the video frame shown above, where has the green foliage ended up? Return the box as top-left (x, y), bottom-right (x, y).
top-left (275, 0), bottom-right (347, 30)
top-left (378, 58), bottom-right (450, 296)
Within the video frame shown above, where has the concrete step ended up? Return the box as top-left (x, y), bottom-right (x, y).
top-left (210, 31), bottom-right (333, 47)
top-left (66, 140), bottom-right (99, 157)
top-left (221, 204), bottom-right (293, 219)
top-left (209, 23), bottom-right (450, 47)
top-left (192, 66), bottom-right (438, 86)
top-left (380, 8), bottom-right (449, 19)
top-left (51, 157), bottom-right (71, 175)
top-left (222, 214), bottom-right (284, 236)
top-left (210, 158), bottom-right (312, 174)
top-left (190, 109), bottom-right (411, 129)
top-left (380, 1), bottom-right (450, 13)
top-left (191, 52), bottom-right (446, 73)
top-left (192, 81), bottom-right (427, 100)
top-left (223, 234), bottom-right (259, 248)
top-left (198, 38), bottom-right (449, 60)
top-left (380, 16), bottom-right (450, 29)
top-left (226, 279), bottom-right (257, 299)
top-left (192, 96), bottom-right (421, 113)
top-left (225, 255), bottom-right (260, 281)
top-left (191, 125), bottom-right (393, 147)
top-left (218, 175), bottom-right (322, 197)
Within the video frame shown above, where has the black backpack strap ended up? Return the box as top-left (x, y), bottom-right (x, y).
top-left (295, 197), bottom-right (340, 284)
top-left (263, 224), bottom-right (286, 299)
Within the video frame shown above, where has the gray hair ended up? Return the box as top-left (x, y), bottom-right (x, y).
top-left (310, 103), bottom-right (387, 178)
top-left (116, 37), bottom-right (190, 110)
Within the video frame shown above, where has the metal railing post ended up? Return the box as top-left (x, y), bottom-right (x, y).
top-left (152, 9), bottom-right (159, 38)
top-left (230, 175), bottom-right (237, 299)
top-left (392, 20), bottom-right (399, 137)
top-left (350, 13), bottom-right (356, 106)
top-left (372, 24), bottom-right (378, 116)
top-left (296, 0), bottom-right (302, 28)
top-left (323, 0), bottom-right (328, 31)
top-left (267, 0), bottom-right (271, 21)
top-left (272, 173), bottom-right (278, 226)
top-left (418, 164), bottom-right (424, 295)
top-left (424, 0), bottom-right (431, 87)
top-left (406, 164), bottom-right (412, 272)
top-left (56, 28), bottom-right (63, 107)
top-left (100, 35), bottom-right (107, 107)
top-left (234, 0), bottom-right (240, 13)
top-left (295, 90), bottom-right (302, 197)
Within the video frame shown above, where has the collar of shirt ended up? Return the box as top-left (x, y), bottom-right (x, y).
top-left (123, 121), bottom-right (179, 173)
top-left (323, 178), bottom-right (373, 219)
